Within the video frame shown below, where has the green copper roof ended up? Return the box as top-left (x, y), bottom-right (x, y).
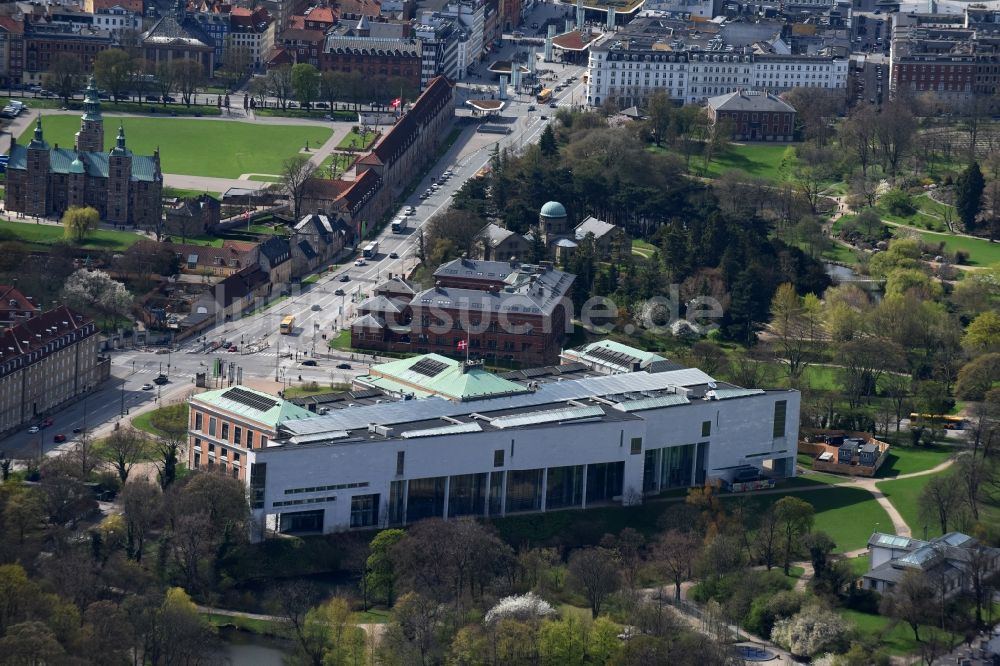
top-left (28, 117), bottom-right (48, 150)
top-left (82, 76), bottom-right (102, 122)
top-left (7, 145), bottom-right (160, 182)
top-left (540, 200), bottom-right (566, 218)
top-left (579, 340), bottom-right (667, 365)
top-left (109, 124), bottom-right (130, 157)
top-left (192, 385), bottom-right (313, 427)
top-left (361, 353), bottom-right (530, 401)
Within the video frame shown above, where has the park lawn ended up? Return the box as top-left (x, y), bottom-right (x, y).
top-left (838, 609), bottom-right (926, 656)
top-left (876, 474), bottom-right (938, 539)
top-left (337, 129), bottom-right (377, 150)
top-left (19, 116), bottom-right (332, 179)
top-left (163, 186), bottom-right (222, 200)
top-left (823, 242), bottom-right (861, 266)
top-left (352, 609), bottom-right (392, 624)
top-left (632, 239), bottom-right (657, 259)
top-left (875, 444), bottom-right (952, 478)
top-left (328, 328), bottom-right (352, 352)
top-left (877, 204), bottom-right (946, 232)
top-left (245, 174), bottom-right (282, 183)
top-left (318, 152), bottom-right (358, 178)
top-left (131, 403), bottom-right (189, 437)
top-left (702, 143), bottom-right (795, 182)
top-left (891, 226), bottom-right (1000, 266)
top-left (0, 219), bottom-right (141, 250)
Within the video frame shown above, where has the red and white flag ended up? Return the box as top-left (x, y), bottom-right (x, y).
top-left (390, 97), bottom-right (402, 109)
top-left (457, 339), bottom-right (468, 350)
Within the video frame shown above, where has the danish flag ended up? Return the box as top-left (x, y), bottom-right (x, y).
top-left (390, 97), bottom-right (402, 109)
top-left (457, 339), bottom-right (468, 350)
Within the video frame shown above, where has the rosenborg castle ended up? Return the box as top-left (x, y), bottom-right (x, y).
top-left (186, 341), bottom-right (799, 536)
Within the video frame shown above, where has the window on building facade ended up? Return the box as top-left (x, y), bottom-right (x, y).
top-left (494, 449), bottom-right (504, 467)
top-left (773, 400), bottom-right (787, 438)
top-left (701, 420), bottom-right (711, 437)
top-left (209, 417), bottom-right (216, 436)
top-left (630, 437), bottom-right (642, 455)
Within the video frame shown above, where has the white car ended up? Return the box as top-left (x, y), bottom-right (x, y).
top-left (141, 383), bottom-right (154, 391)
top-left (355, 258), bottom-right (367, 266)
top-left (27, 426), bottom-right (39, 434)
top-left (405, 206), bottom-right (416, 216)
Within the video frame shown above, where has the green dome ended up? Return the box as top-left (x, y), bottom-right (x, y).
top-left (540, 201), bottom-right (566, 218)
top-left (69, 157), bottom-right (85, 174)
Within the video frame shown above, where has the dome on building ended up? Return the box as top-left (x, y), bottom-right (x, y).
top-left (69, 157), bottom-right (85, 174)
top-left (540, 201), bottom-right (566, 219)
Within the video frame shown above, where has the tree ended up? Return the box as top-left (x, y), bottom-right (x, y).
top-left (291, 63), bottom-right (320, 110)
top-left (538, 123), bottom-right (558, 157)
top-left (3, 487), bottom-right (44, 544)
top-left (153, 60), bottom-right (176, 105)
top-left (955, 353), bottom-right (1000, 401)
top-left (769, 283), bottom-right (824, 384)
top-left (170, 58), bottom-right (204, 106)
top-left (880, 569), bottom-right (934, 642)
top-left (281, 154), bottom-right (317, 221)
top-left (837, 337), bottom-right (904, 409)
top-left (93, 48), bottom-right (133, 102)
top-left (318, 70), bottom-right (343, 110)
top-left (149, 403), bottom-right (187, 489)
top-left (365, 529), bottom-right (404, 606)
top-left (955, 161), bottom-right (985, 230)
top-left (963, 310), bottom-right (1000, 353)
top-left (655, 530), bottom-right (701, 600)
top-left (774, 496), bottom-right (814, 575)
top-left (102, 427), bottom-right (148, 484)
top-left (771, 606), bottom-right (851, 658)
top-left (121, 479), bottom-right (161, 562)
top-left (62, 205), bottom-right (100, 244)
top-left (647, 90), bottom-right (672, 146)
top-left (266, 65), bottom-right (294, 110)
top-left (62, 268), bottom-right (132, 328)
top-left (44, 53), bottom-right (84, 106)
top-left (538, 615), bottom-right (587, 666)
top-left (0, 621), bottom-right (65, 664)
top-left (156, 587), bottom-right (222, 663)
top-left (289, 596), bottom-right (364, 666)
top-left (567, 547), bottom-right (620, 618)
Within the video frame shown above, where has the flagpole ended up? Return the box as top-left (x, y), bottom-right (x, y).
top-left (466, 329), bottom-right (470, 364)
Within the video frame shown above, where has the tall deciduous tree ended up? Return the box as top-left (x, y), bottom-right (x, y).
top-left (62, 268), bottom-right (133, 328)
top-left (880, 569), bottom-right (934, 642)
top-left (44, 53), bottom-right (84, 106)
top-left (291, 63), bottom-right (320, 110)
top-left (769, 283), bottom-right (824, 384)
top-left (103, 427), bottom-right (148, 484)
top-left (62, 206), bottom-right (99, 244)
top-left (266, 65), bottom-right (294, 110)
top-left (655, 530), bottom-right (701, 599)
top-left (774, 496), bottom-right (814, 575)
top-left (281, 154), bottom-right (317, 220)
top-left (121, 478), bottom-right (161, 562)
top-left (93, 48), bottom-right (133, 102)
top-left (566, 547), bottom-right (621, 617)
top-left (148, 404), bottom-right (188, 489)
top-left (365, 529), bottom-right (404, 606)
top-left (170, 58), bottom-right (204, 106)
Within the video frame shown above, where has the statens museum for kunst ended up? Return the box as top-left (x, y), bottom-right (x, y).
top-left (5, 79), bottom-right (163, 228)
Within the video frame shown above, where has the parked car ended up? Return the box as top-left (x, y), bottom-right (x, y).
top-left (301, 359), bottom-right (318, 367)
top-left (228, 346), bottom-right (238, 352)
top-left (146, 95), bottom-right (160, 102)
top-left (141, 383), bottom-right (154, 391)
top-left (27, 426), bottom-right (39, 434)
top-left (72, 427), bottom-right (83, 434)
top-left (549, 102), bottom-right (558, 108)
top-left (53, 434), bottom-right (66, 443)
top-left (336, 363), bottom-right (352, 370)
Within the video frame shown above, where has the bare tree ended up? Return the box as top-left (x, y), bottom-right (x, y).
top-left (149, 404), bottom-right (187, 489)
top-left (655, 530), bottom-right (701, 599)
top-left (281, 155), bottom-right (317, 221)
top-left (567, 547), bottom-right (621, 617)
top-left (266, 65), bottom-right (294, 110)
top-left (43, 53), bottom-right (84, 106)
top-left (153, 61), bottom-right (176, 105)
top-left (880, 569), bottom-right (934, 642)
top-left (68, 431), bottom-right (100, 480)
top-left (121, 479), bottom-right (162, 562)
top-left (170, 58), bottom-right (204, 107)
top-left (103, 427), bottom-right (148, 484)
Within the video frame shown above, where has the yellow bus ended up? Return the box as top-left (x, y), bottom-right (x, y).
top-left (280, 315), bottom-right (295, 334)
top-left (909, 413), bottom-right (965, 430)
top-left (537, 88), bottom-right (552, 103)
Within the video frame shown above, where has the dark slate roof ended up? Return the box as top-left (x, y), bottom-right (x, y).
top-left (8, 145), bottom-right (160, 181)
top-left (258, 235), bottom-right (291, 265)
top-left (297, 240), bottom-right (318, 259)
top-left (216, 267), bottom-right (269, 307)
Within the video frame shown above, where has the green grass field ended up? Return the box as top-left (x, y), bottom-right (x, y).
top-left (631, 239), bottom-right (657, 259)
top-left (19, 116), bottom-right (332, 179)
top-left (891, 226), bottom-right (1000, 266)
top-left (318, 152), bottom-right (357, 178)
top-left (131, 403), bottom-right (189, 437)
top-left (876, 474), bottom-right (937, 539)
top-left (875, 444), bottom-right (952, 478)
top-left (0, 219), bottom-right (141, 250)
top-left (702, 144), bottom-right (795, 181)
top-left (838, 609), bottom-right (925, 656)
top-left (337, 129), bottom-right (377, 150)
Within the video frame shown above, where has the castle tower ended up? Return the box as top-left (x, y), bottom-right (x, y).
top-left (106, 125), bottom-right (132, 226)
top-left (25, 117), bottom-right (51, 217)
top-left (67, 156), bottom-right (86, 209)
top-left (538, 200), bottom-right (569, 247)
top-left (75, 77), bottom-right (104, 153)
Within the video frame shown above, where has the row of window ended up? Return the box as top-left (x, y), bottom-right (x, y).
top-left (285, 481), bottom-right (369, 494)
top-left (273, 495), bottom-right (337, 508)
top-left (192, 410), bottom-right (267, 448)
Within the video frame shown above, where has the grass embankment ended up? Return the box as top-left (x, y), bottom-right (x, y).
top-left (19, 116), bottom-right (332, 179)
top-left (130, 403), bottom-right (189, 437)
top-left (337, 129), bottom-right (377, 150)
top-left (0, 219), bottom-right (141, 251)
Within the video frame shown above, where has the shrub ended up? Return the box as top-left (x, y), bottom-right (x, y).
top-left (771, 606), bottom-right (850, 658)
top-left (881, 189), bottom-right (916, 217)
top-left (485, 593), bottom-right (557, 624)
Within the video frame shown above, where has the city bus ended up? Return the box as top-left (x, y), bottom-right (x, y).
top-left (362, 241), bottom-right (379, 258)
top-left (391, 217), bottom-right (407, 233)
top-left (536, 88), bottom-right (552, 103)
top-left (280, 315), bottom-right (295, 334)
top-left (908, 413), bottom-right (965, 430)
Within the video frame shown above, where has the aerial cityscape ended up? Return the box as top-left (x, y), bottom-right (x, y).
top-left (0, 0), bottom-right (998, 662)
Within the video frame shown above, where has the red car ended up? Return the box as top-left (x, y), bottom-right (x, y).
top-left (53, 434), bottom-right (66, 443)
top-left (228, 346), bottom-right (238, 352)
top-left (41, 418), bottom-right (53, 428)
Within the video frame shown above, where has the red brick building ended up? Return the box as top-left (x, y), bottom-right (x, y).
top-left (0, 16), bottom-right (25, 87)
top-left (352, 258), bottom-right (575, 365)
top-left (23, 23), bottom-right (112, 84)
top-left (706, 90), bottom-right (796, 142)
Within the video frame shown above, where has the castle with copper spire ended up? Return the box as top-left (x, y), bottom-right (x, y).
top-left (4, 77), bottom-right (163, 228)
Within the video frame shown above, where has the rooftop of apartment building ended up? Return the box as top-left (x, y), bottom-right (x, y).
top-left (0, 305), bottom-right (97, 377)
